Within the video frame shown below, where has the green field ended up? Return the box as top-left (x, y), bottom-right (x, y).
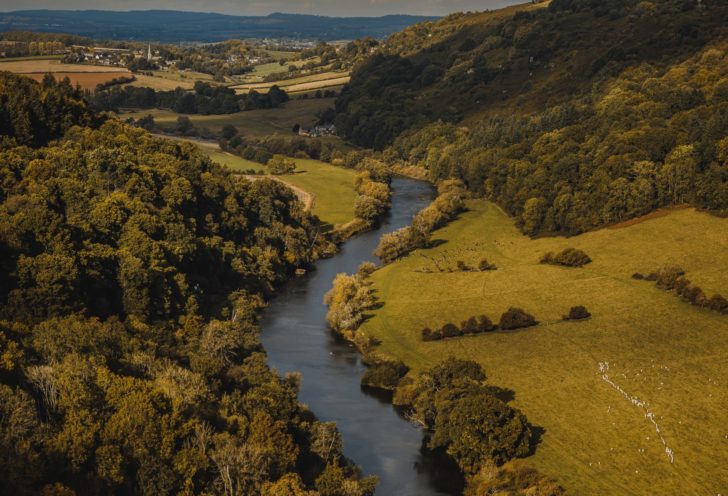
top-left (273, 158), bottom-right (356, 228)
top-left (204, 150), bottom-right (264, 172)
top-left (360, 200), bottom-right (728, 495)
top-left (120, 97), bottom-right (337, 137)
top-left (202, 150), bottom-right (356, 228)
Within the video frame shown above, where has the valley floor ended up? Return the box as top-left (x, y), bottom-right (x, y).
top-left (361, 200), bottom-right (728, 495)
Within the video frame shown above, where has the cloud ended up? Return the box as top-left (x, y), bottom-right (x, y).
top-left (0, 0), bottom-right (522, 17)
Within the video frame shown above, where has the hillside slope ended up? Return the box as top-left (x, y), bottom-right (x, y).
top-left (335, 0), bottom-right (728, 234)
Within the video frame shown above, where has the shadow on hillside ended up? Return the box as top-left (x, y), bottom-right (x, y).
top-left (527, 425), bottom-right (546, 457)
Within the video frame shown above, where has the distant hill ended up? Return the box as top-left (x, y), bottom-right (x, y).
top-left (0, 10), bottom-right (438, 42)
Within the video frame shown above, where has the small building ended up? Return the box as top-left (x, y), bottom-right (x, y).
top-left (298, 124), bottom-right (337, 138)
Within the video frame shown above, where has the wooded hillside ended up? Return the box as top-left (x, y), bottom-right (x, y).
top-left (335, 0), bottom-right (728, 234)
top-left (0, 73), bottom-right (374, 496)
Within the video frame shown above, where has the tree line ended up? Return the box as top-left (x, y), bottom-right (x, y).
top-left (89, 81), bottom-right (289, 114)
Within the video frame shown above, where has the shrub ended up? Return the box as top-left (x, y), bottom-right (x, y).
top-left (540, 248), bottom-right (591, 267)
top-left (357, 262), bottom-right (377, 278)
top-left (564, 305), bottom-right (591, 320)
top-left (354, 194), bottom-right (386, 223)
top-left (477, 315), bottom-right (496, 332)
top-left (267, 155), bottom-right (296, 175)
top-left (681, 285), bottom-right (707, 306)
top-left (422, 327), bottom-right (436, 341)
top-left (631, 272), bottom-right (644, 280)
top-left (361, 360), bottom-right (409, 390)
top-left (441, 323), bottom-right (462, 338)
top-left (708, 294), bottom-right (728, 314)
top-left (461, 316), bottom-right (480, 334)
top-left (479, 259), bottom-right (497, 271)
top-left (644, 266), bottom-right (727, 315)
top-left (323, 273), bottom-right (374, 333)
top-left (499, 308), bottom-right (537, 330)
top-left (646, 266), bottom-right (685, 289)
top-left (456, 260), bottom-right (470, 272)
top-left (374, 227), bottom-right (419, 263)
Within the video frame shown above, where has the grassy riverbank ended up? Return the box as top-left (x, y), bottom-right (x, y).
top-left (360, 200), bottom-right (728, 495)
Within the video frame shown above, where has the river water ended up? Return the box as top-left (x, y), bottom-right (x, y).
top-left (260, 177), bottom-right (464, 495)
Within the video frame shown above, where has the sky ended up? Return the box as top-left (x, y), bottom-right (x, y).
top-left (0, 0), bottom-right (523, 17)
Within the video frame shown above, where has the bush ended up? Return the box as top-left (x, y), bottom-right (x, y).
top-left (361, 360), bottom-right (409, 390)
top-left (441, 323), bottom-right (462, 338)
top-left (564, 305), bottom-right (591, 320)
top-left (374, 227), bottom-right (420, 263)
top-left (708, 294), bottom-right (728, 314)
top-left (479, 259), bottom-right (497, 271)
top-left (499, 308), bottom-right (537, 330)
top-left (631, 272), bottom-right (644, 280)
top-left (424, 327), bottom-right (443, 341)
top-left (267, 155), bottom-right (297, 175)
top-left (540, 248), bottom-right (591, 267)
top-left (643, 266), bottom-right (727, 315)
top-left (357, 262), bottom-right (377, 278)
top-left (646, 266), bottom-right (685, 288)
top-left (461, 316), bottom-right (480, 334)
top-left (354, 194), bottom-right (386, 223)
top-left (477, 315), bottom-right (496, 332)
top-left (456, 260), bottom-right (471, 272)
top-left (324, 273), bottom-right (374, 333)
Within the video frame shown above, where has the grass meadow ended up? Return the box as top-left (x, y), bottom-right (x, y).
top-left (276, 158), bottom-right (357, 228)
top-left (360, 200), bottom-right (728, 495)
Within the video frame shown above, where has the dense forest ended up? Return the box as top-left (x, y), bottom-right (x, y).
top-left (0, 73), bottom-right (96, 147)
top-left (335, 0), bottom-right (728, 234)
top-left (0, 73), bottom-right (376, 495)
top-left (90, 81), bottom-right (289, 114)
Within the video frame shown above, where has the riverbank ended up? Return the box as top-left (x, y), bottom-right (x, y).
top-left (259, 177), bottom-right (466, 495)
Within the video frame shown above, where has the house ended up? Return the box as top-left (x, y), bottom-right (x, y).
top-left (299, 124), bottom-right (337, 138)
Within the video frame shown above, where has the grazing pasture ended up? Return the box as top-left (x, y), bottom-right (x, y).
top-left (360, 200), bottom-right (728, 495)
top-left (276, 158), bottom-right (357, 228)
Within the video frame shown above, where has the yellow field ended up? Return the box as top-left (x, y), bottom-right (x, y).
top-left (0, 59), bottom-right (128, 73)
top-left (232, 71), bottom-right (350, 94)
top-left (0, 59), bottom-right (130, 89)
top-left (361, 200), bottom-right (728, 495)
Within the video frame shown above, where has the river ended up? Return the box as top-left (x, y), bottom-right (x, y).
top-left (260, 177), bottom-right (464, 495)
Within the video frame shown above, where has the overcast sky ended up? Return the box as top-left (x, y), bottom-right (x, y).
top-left (0, 0), bottom-right (523, 17)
